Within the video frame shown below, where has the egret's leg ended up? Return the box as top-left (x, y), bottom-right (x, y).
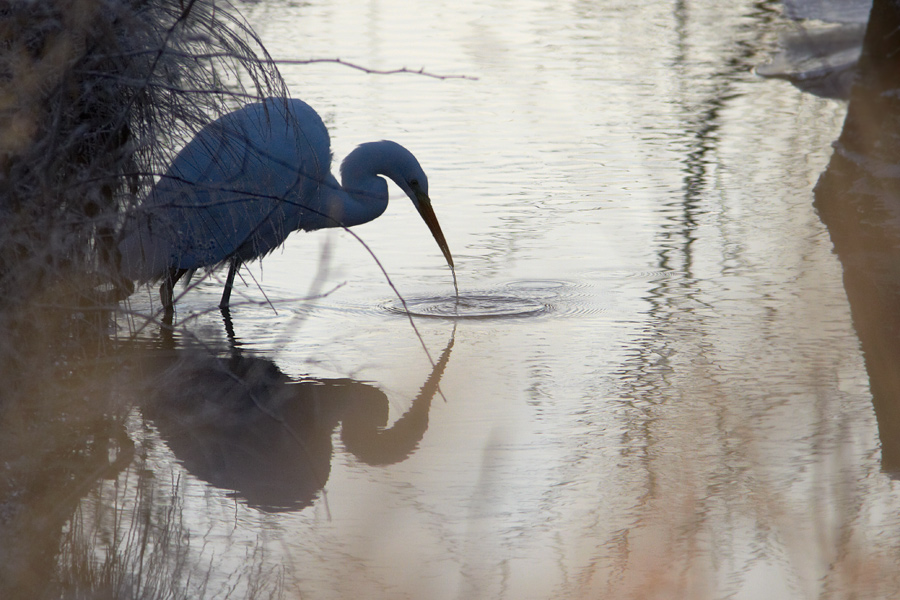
top-left (159, 273), bottom-right (175, 311)
top-left (160, 267), bottom-right (186, 311)
top-left (219, 258), bottom-right (241, 310)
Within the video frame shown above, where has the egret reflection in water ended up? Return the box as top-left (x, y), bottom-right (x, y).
top-left (142, 326), bottom-right (455, 512)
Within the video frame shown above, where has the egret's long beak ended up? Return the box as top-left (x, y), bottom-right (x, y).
top-left (413, 188), bottom-right (454, 269)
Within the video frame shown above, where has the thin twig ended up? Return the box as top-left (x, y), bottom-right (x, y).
top-left (272, 57), bottom-right (478, 80)
top-left (79, 50), bottom-right (478, 81)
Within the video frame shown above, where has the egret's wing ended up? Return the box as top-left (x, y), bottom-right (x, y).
top-left (119, 99), bottom-right (333, 281)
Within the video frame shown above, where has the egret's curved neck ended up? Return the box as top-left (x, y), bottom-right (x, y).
top-left (338, 141), bottom-right (408, 227)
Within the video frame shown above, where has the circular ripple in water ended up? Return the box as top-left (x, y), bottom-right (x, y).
top-left (384, 294), bottom-right (548, 320)
top-left (502, 279), bottom-right (570, 298)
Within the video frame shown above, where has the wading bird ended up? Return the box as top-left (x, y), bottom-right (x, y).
top-left (118, 97), bottom-right (453, 311)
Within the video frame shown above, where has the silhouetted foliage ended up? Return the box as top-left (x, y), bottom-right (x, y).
top-left (0, 0), bottom-right (286, 315)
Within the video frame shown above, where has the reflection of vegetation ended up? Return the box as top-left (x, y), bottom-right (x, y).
top-left (0, 336), bottom-right (290, 598)
top-left (58, 467), bottom-right (195, 599)
top-left (56, 449), bottom-right (284, 599)
top-left (0, 0), bottom-right (289, 596)
top-left (816, 0), bottom-right (900, 475)
top-left (599, 2), bottom-right (900, 597)
top-left (0, 309), bottom-right (454, 596)
top-left (0, 310), bottom-right (129, 597)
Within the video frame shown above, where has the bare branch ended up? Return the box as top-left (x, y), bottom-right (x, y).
top-left (80, 49), bottom-right (477, 80)
top-left (272, 57), bottom-right (478, 80)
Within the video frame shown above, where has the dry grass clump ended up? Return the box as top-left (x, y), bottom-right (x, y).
top-left (0, 0), bottom-right (286, 324)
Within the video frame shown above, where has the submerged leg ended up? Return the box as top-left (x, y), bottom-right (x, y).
top-left (219, 257), bottom-right (241, 310)
top-left (159, 267), bottom-right (187, 312)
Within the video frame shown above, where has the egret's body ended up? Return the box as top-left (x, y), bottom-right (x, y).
top-left (118, 97), bottom-right (453, 309)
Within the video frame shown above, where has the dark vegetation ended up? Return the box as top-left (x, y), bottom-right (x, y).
top-left (0, 1), bottom-right (289, 596)
top-left (0, 0), bottom-right (286, 332)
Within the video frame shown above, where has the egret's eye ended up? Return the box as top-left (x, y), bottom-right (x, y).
top-left (409, 178), bottom-right (419, 187)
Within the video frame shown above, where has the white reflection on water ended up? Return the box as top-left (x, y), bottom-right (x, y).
top-left (17, 0), bottom-right (900, 598)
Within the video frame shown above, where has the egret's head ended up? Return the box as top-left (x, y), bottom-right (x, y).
top-left (379, 141), bottom-right (453, 270)
top-left (342, 140), bottom-right (453, 269)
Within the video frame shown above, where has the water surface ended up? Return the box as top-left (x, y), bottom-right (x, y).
top-left (11, 0), bottom-right (900, 599)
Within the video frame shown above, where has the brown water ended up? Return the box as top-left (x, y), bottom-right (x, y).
top-left (6, 0), bottom-right (900, 599)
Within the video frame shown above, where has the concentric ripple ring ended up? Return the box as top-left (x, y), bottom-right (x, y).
top-left (384, 294), bottom-right (548, 320)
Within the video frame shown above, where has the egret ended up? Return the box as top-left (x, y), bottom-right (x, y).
top-left (118, 97), bottom-right (453, 310)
